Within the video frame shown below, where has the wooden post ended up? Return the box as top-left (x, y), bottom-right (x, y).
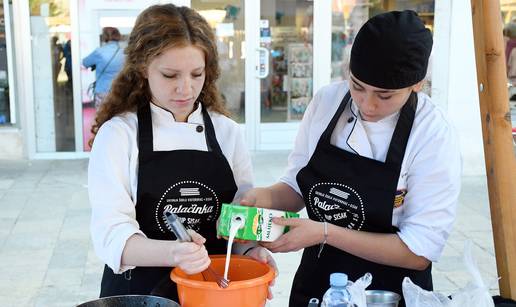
top-left (470, 0), bottom-right (516, 299)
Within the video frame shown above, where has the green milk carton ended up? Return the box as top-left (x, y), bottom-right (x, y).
top-left (217, 203), bottom-right (300, 242)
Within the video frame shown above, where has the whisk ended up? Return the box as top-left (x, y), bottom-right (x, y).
top-left (163, 211), bottom-right (229, 288)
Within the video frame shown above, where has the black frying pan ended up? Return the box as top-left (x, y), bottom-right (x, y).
top-left (77, 295), bottom-right (180, 307)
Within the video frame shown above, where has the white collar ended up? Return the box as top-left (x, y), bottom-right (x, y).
top-left (149, 102), bottom-right (203, 124)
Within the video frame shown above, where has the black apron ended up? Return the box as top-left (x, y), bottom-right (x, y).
top-left (290, 91), bottom-right (432, 307)
top-left (99, 104), bottom-right (237, 301)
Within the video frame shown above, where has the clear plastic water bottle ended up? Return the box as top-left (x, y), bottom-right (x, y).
top-left (321, 273), bottom-right (352, 307)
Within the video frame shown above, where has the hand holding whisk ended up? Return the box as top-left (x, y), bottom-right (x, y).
top-left (163, 211), bottom-right (229, 288)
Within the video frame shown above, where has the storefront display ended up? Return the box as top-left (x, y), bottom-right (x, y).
top-left (260, 0), bottom-right (313, 123)
top-left (287, 43), bottom-right (312, 121)
top-left (263, 26), bottom-right (296, 119)
top-left (5, 0), bottom-right (461, 158)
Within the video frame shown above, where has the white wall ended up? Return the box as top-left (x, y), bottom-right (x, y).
top-left (1, 0), bottom-right (493, 163)
top-left (31, 16), bottom-right (56, 152)
top-left (0, 128), bottom-right (23, 159)
top-left (431, 0), bottom-right (451, 110)
top-left (444, 0), bottom-right (487, 176)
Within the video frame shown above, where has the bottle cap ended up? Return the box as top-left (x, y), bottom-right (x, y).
top-left (330, 273), bottom-right (348, 287)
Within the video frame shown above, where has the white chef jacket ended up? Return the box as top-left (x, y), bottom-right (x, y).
top-left (280, 81), bottom-right (462, 262)
top-left (88, 103), bottom-right (254, 273)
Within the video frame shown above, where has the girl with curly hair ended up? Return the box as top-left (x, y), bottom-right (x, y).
top-left (88, 4), bottom-right (274, 301)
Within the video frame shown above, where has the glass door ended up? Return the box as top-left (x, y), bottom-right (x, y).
top-left (189, 1), bottom-right (326, 150)
top-left (80, 9), bottom-right (138, 151)
top-left (260, 0), bottom-right (313, 123)
top-left (28, 0), bottom-right (75, 152)
top-left (191, 0), bottom-right (246, 124)
top-left (255, 0), bottom-right (317, 150)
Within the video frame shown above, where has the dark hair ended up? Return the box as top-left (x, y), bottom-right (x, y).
top-left (89, 4), bottom-right (229, 147)
top-left (101, 27), bottom-right (121, 42)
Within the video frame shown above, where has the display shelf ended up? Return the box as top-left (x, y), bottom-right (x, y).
top-left (287, 43), bottom-right (312, 121)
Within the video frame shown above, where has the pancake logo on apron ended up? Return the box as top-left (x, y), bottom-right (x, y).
top-left (394, 189), bottom-right (407, 208)
top-left (308, 183), bottom-right (365, 230)
top-left (155, 180), bottom-right (219, 232)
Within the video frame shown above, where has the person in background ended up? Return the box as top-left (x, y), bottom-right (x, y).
top-left (241, 11), bottom-right (461, 307)
top-left (504, 19), bottom-right (516, 66)
top-left (87, 4), bottom-right (275, 302)
top-left (82, 27), bottom-right (125, 109)
top-left (504, 19), bottom-right (516, 100)
top-left (63, 39), bottom-right (72, 88)
top-left (51, 36), bottom-right (63, 85)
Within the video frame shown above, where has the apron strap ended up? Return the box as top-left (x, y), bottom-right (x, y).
top-left (319, 91), bottom-right (352, 144)
top-left (317, 90), bottom-right (417, 170)
top-left (200, 104), bottom-right (224, 156)
top-left (385, 92), bottom-right (418, 168)
top-left (137, 104), bottom-right (154, 153)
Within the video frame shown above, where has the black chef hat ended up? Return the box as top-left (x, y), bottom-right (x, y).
top-left (350, 10), bottom-right (433, 89)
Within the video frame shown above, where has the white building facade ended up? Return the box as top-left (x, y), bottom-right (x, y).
top-left (0, 0), bottom-right (496, 176)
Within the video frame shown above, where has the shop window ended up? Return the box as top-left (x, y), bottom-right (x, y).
top-left (28, 0), bottom-right (75, 151)
top-left (0, 0), bottom-right (12, 126)
top-left (192, 0), bottom-right (246, 123)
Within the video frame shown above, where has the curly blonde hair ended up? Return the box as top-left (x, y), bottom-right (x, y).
top-left (89, 4), bottom-right (229, 147)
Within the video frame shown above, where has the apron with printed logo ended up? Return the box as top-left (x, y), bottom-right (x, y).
top-left (100, 103), bottom-right (237, 301)
top-left (290, 91), bottom-right (432, 307)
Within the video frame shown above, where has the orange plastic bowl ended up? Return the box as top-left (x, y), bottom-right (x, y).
top-left (170, 255), bottom-right (275, 307)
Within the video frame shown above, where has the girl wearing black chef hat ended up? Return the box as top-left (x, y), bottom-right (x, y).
top-left (241, 10), bottom-right (461, 306)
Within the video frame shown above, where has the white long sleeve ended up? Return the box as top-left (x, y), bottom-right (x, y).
top-left (280, 81), bottom-right (461, 262)
top-left (88, 104), bottom-right (253, 273)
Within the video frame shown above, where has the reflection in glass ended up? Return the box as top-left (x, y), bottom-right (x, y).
top-left (260, 0), bottom-right (313, 122)
top-left (29, 0), bottom-right (75, 152)
top-left (192, 1), bottom-right (246, 123)
top-left (331, 0), bottom-right (434, 94)
top-left (330, 0), bottom-right (369, 83)
top-left (81, 25), bottom-right (127, 152)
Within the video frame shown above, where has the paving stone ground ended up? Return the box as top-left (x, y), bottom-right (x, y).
top-left (0, 151), bottom-right (499, 306)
